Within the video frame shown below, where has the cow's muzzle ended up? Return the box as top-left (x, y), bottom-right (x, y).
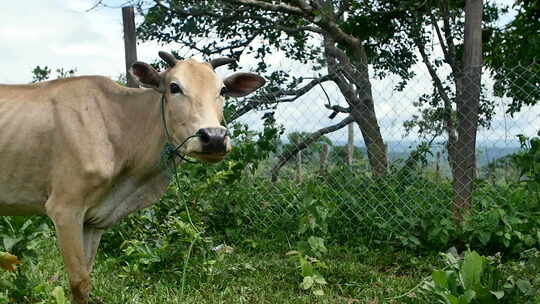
top-left (196, 127), bottom-right (229, 154)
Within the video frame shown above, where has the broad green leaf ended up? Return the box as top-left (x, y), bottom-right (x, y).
top-left (516, 279), bottom-right (533, 295)
top-left (461, 251), bottom-right (483, 290)
top-left (299, 257), bottom-right (315, 277)
top-left (300, 276), bottom-right (314, 290)
top-left (478, 232), bottom-right (491, 245)
top-left (447, 271), bottom-right (460, 294)
top-left (313, 289), bottom-right (324, 296)
top-left (307, 236), bottom-right (327, 256)
top-left (490, 290), bottom-right (504, 299)
top-left (2, 237), bottom-right (22, 253)
top-left (313, 274), bottom-right (327, 285)
top-left (51, 286), bottom-right (68, 304)
top-left (459, 290), bottom-right (475, 303)
top-left (446, 294), bottom-right (460, 304)
top-left (432, 270), bottom-right (448, 289)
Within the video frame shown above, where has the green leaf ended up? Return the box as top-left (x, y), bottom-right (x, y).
top-left (516, 279), bottom-right (533, 295)
top-left (307, 236), bottom-right (327, 256)
top-left (459, 290), bottom-right (475, 303)
top-left (461, 251), bottom-right (484, 290)
top-left (432, 270), bottom-right (448, 289)
top-left (51, 286), bottom-right (68, 304)
top-left (312, 289), bottom-right (324, 296)
top-left (2, 237), bottom-right (22, 253)
top-left (300, 276), bottom-right (314, 290)
top-left (478, 232), bottom-right (491, 245)
top-left (299, 257), bottom-right (315, 277)
top-left (490, 290), bottom-right (504, 299)
top-left (312, 274), bottom-right (327, 285)
top-left (446, 294), bottom-right (460, 304)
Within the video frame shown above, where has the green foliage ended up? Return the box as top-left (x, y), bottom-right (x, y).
top-left (286, 236), bottom-right (328, 296)
top-left (30, 66), bottom-right (76, 83)
top-left (462, 184), bottom-right (540, 255)
top-left (0, 217), bottom-right (50, 258)
top-left (31, 66), bottom-right (51, 83)
top-left (100, 114), bottom-right (283, 272)
top-left (485, 0), bottom-right (540, 114)
top-left (0, 217), bottom-right (57, 303)
top-left (281, 132), bottom-right (332, 163)
top-left (514, 132), bottom-right (540, 194)
top-left (51, 287), bottom-right (68, 304)
top-left (423, 249), bottom-right (540, 303)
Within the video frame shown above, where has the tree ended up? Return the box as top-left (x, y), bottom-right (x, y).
top-left (485, 0), bottom-right (540, 114)
top-left (355, 0), bottom-right (490, 220)
top-left (31, 66), bottom-right (76, 83)
top-left (134, 0), bottom-right (392, 177)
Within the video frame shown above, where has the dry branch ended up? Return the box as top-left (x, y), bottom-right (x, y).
top-left (270, 115), bottom-right (354, 181)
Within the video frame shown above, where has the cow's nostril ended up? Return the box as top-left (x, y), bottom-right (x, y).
top-left (197, 129), bottom-right (211, 143)
top-left (196, 128), bottom-right (228, 154)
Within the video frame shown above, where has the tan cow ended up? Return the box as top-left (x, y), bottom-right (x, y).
top-left (0, 51), bottom-right (265, 303)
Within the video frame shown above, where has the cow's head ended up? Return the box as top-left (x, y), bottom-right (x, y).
top-left (130, 51), bottom-right (265, 163)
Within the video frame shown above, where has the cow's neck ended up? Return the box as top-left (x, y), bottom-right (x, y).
top-left (114, 88), bottom-right (171, 178)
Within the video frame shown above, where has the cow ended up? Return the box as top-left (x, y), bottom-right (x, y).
top-left (0, 51), bottom-right (265, 303)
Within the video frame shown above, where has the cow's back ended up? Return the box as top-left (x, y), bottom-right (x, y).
top-left (0, 77), bottom-right (116, 215)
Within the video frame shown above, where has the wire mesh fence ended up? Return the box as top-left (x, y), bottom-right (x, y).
top-left (170, 42), bottom-right (539, 236)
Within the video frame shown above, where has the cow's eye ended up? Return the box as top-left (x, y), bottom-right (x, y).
top-left (220, 87), bottom-right (229, 96)
top-left (170, 83), bottom-right (183, 94)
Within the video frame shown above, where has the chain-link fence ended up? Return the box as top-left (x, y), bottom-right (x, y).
top-left (168, 41), bottom-right (538, 236)
top-left (121, 0), bottom-right (540, 237)
top-left (233, 62), bottom-right (538, 234)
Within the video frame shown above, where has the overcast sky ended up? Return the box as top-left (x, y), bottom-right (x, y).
top-left (0, 0), bottom-right (163, 83)
top-left (1, 0), bottom-right (536, 155)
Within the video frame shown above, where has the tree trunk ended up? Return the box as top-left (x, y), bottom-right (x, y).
top-left (452, 0), bottom-right (483, 222)
top-left (323, 35), bottom-right (388, 177)
top-left (122, 6), bottom-right (138, 88)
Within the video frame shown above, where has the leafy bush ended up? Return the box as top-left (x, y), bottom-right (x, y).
top-left (0, 216), bottom-right (51, 302)
top-left (463, 185), bottom-right (540, 255)
top-left (422, 248), bottom-right (540, 303)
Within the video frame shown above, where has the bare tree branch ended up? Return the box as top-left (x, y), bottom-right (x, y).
top-left (229, 74), bottom-right (333, 121)
top-left (415, 40), bottom-right (454, 119)
top-left (177, 35), bottom-right (258, 58)
top-left (430, 13), bottom-right (457, 72)
top-left (270, 115), bottom-right (355, 181)
top-left (276, 25), bottom-right (323, 34)
top-left (440, 0), bottom-right (459, 73)
top-left (414, 37), bottom-right (458, 172)
top-left (229, 0), bottom-right (305, 15)
top-left (324, 104), bottom-right (350, 113)
top-left (324, 43), bottom-right (364, 89)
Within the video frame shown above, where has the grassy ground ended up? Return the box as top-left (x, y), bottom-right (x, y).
top-left (1, 233), bottom-right (440, 304)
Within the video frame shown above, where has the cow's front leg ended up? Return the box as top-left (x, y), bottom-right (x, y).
top-left (83, 226), bottom-right (103, 273)
top-left (47, 208), bottom-right (91, 304)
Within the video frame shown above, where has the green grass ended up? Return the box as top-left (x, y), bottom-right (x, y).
top-left (2, 233), bottom-right (439, 304)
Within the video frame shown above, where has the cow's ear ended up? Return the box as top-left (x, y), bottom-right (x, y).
top-left (222, 73), bottom-right (266, 97)
top-left (130, 62), bottom-right (162, 90)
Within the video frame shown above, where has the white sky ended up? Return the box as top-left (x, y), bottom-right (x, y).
top-left (0, 0), bottom-right (163, 83)
top-left (1, 0), bottom-right (537, 155)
